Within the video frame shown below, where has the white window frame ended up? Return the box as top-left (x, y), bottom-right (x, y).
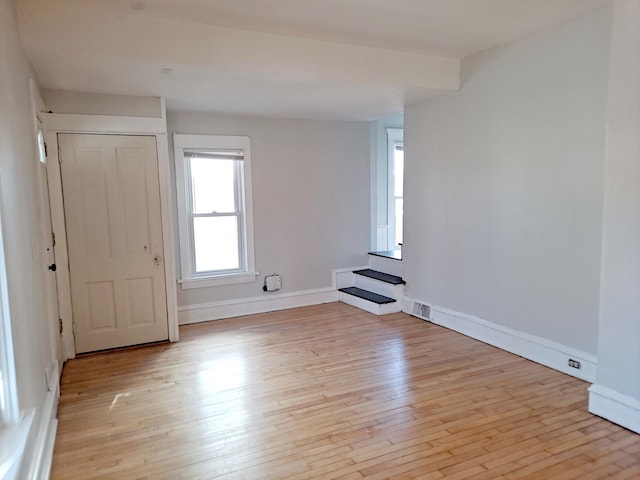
top-left (0, 188), bottom-right (33, 480)
top-left (174, 134), bottom-right (258, 289)
top-left (0, 213), bottom-right (19, 429)
top-left (387, 128), bottom-right (404, 250)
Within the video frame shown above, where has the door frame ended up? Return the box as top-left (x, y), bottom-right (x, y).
top-left (28, 78), bottom-right (64, 373)
top-left (45, 105), bottom-right (179, 360)
top-left (35, 118), bottom-right (63, 379)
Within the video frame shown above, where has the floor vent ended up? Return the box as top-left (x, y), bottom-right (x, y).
top-left (413, 302), bottom-right (431, 319)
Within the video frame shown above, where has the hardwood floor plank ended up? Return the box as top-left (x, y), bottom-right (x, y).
top-left (51, 302), bottom-right (640, 479)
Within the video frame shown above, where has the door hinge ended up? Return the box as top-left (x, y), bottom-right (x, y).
top-left (59, 318), bottom-right (63, 335)
top-left (44, 142), bottom-right (48, 157)
top-left (52, 231), bottom-right (56, 247)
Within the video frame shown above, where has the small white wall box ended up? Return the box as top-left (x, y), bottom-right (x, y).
top-left (264, 274), bottom-right (282, 292)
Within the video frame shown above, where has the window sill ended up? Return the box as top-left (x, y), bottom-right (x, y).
top-left (179, 271), bottom-right (259, 289)
top-left (0, 409), bottom-right (34, 480)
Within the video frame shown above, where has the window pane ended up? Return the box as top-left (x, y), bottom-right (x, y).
top-left (394, 147), bottom-right (404, 197)
top-left (193, 216), bottom-right (240, 272)
top-left (0, 368), bottom-right (5, 423)
top-left (395, 198), bottom-right (403, 246)
top-left (37, 130), bottom-right (46, 165)
top-left (190, 158), bottom-right (236, 214)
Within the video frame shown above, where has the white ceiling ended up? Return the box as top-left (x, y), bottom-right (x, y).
top-left (17, 0), bottom-right (611, 120)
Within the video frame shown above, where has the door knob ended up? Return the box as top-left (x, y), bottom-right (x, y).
top-left (48, 263), bottom-right (57, 271)
top-left (153, 255), bottom-right (162, 265)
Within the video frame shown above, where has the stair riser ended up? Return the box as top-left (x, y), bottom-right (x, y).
top-left (368, 255), bottom-right (403, 277)
top-left (338, 292), bottom-right (402, 315)
top-left (353, 275), bottom-right (404, 300)
top-left (334, 270), bottom-right (355, 290)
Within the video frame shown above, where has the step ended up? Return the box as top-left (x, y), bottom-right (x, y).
top-left (338, 287), bottom-right (401, 315)
top-left (353, 270), bottom-right (405, 300)
top-left (353, 269), bottom-right (405, 285)
top-left (338, 287), bottom-right (396, 304)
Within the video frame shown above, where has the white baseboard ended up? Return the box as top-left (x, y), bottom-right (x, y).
top-left (178, 288), bottom-right (338, 325)
top-left (403, 297), bottom-right (597, 382)
top-left (22, 361), bottom-right (60, 480)
top-left (589, 384), bottom-right (640, 434)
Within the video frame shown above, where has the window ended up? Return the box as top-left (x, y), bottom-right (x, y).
top-left (387, 128), bottom-right (404, 249)
top-left (174, 134), bottom-right (257, 288)
top-left (392, 144), bottom-right (404, 247)
top-left (37, 130), bottom-right (46, 165)
top-left (0, 199), bottom-right (28, 480)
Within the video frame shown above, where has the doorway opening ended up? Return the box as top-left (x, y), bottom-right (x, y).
top-left (387, 128), bottom-right (404, 250)
top-left (371, 112), bottom-right (403, 252)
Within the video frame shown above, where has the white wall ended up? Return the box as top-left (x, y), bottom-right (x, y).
top-left (404, 7), bottom-right (612, 355)
top-left (589, 0), bottom-right (640, 433)
top-left (167, 112), bottom-right (370, 308)
top-left (0, 0), bottom-right (58, 475)
top-left (41, 89), bottom-right (164, 118)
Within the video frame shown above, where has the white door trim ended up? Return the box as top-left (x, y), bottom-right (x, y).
top-left (29, 79), bottom-right (64, 370)
top-left (45, 107), bottom-right (178, 360)
top-left (156, 134), bottom-right (179, 344)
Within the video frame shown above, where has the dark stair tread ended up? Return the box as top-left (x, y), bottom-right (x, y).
top-left (338, 287), bottom-right (396, 305)
top-left (354, 268), bottom-right (405, 285)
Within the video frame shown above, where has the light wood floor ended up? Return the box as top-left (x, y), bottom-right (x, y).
top-left (51, 302), bottom-right (640, 479)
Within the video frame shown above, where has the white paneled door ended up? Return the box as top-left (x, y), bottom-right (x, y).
top-left (59, 134), bottom-right (168, 353)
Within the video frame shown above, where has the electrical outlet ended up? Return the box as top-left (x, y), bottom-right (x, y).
top-left (263, 274), bottom-right (282, 292)
top-left (568, 359), bottom-right (581, 369)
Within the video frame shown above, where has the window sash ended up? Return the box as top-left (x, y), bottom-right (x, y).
top-left (185, 155), bottom-right (245, 276)
top-left (190, 215), bottom-right (242, 275)
top-left (188, 213), bottom-right (245, 276)
top-left (186, 153), bottom-right (242, 215)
